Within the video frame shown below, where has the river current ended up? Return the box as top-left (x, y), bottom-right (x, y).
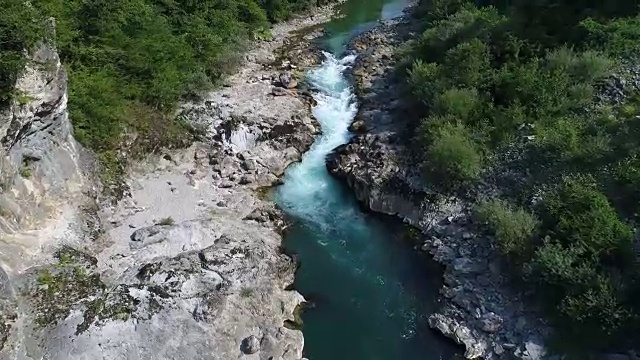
top-left (275, 1), bottom-right (461, 358)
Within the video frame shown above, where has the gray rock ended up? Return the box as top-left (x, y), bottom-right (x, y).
top-left (278, 72), bottom-right (298, 89)
top-left (428, 313), bottom-right (489, 359)
top-left (243, 159), bottom-right (257, 171)
top-left (241, 335), bottom-right (261, 354)
top-left (239, 174), bottom-right (254, 185)
top-left (522, 340), bottom-right (546, 360)
top-left (480, 312), bottom-right (503, 333)
top-left (130, 225), bottom-right (164, 242)
top-left (0, 41), bottom-right (86, 234)
top-left (219, 181), bottom-right (234, 188)
top-left (452, 257), bottom-right (483, 274)
top-left (272, 87), bottom-right (290, 96)
top-left (349, 120), bottom-right (367, 133)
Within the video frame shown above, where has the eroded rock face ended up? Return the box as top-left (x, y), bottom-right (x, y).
top-left (326, 14), bottom-right (550, 360)
top-left (0, 42), bottom-right (89, 235)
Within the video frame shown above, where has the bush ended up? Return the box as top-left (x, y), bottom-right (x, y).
top-left (545, 46), bottom-right (578, 73)
top-left (531, 241), bottom-right (633, 348)
top-left (156, 217), bottom-right (175, 226)
top-left (569, 50), bottom-right (613, 83)
top-left (475, 199), bottom-right (538, 257)
top-left (433, 88), bottom-right (480, 120)
top-left (422, 121), bottom-right (483, 183)
top-left (538, 176), bottom-right (633, 258)
top-left (414, 5), bottom-right (505, 64)
top-left (610, 154), bottom-right (640, 216)
top-left (442, 38), bottom-right (491, 89)
top-left (407, 60), bottom-right (441, 104)
top-left (582, 16), bottom-right (640, 57)
top-left (533, 117), bottom-right (584, 160)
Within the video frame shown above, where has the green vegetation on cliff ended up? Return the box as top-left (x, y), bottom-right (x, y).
top-left (405, 0), bottom-right (640, 354)
top-left (0, 0), bottom-right (329, 191)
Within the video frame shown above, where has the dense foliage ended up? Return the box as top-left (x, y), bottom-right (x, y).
top-left (0, 0), bottom-right (327, 189)
top-left (406, 0), bottom-right (640, 354)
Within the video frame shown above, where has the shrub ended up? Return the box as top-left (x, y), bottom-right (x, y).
top-left (413, 5), bottom-right (504, 64)
top-left (475, 199), bottom-right (538, 257)
top-left (433, 88), bottom-right (480, 120)
top-left (240, 287), bottom-right (254, 298)
top-left (610, 154), bottom-right (640, 216)
top-left (531, 241), bottom-right (632, 348)
top-left (559, 279), bottom-right (630, 338)
top-left (407, 60), bottom-right (442, 104)
top-left (545, 46), bottom-right (578, 73)
top-left (566, 83), bottom-right (595, 109)
top-left (442, 38), bottom-right (491, 89)
top-left (156, 217), bottom-right (175, 226)
top-left (422, 121), bottom-right (483, 183)
top-left (538, 176), bottom-right (633, 258)
top-left (533, 117), bottom-right (584, 160)
top-left (582, 16), bottom-right (640, 57)
top-left (569, 50), bottom-right (613, 83)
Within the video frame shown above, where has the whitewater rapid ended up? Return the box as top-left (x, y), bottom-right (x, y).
top-left (276, 52), bottom-right (358, 223)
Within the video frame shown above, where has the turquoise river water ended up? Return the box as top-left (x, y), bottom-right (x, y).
top-left (275, 1), bottom-right (462, 359)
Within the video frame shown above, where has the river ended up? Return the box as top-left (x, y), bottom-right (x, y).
top-left (274, 1), bottom-right (461, 359)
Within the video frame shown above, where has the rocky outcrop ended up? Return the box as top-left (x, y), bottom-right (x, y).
top-left (0, 41), bottom-right (89, 235)
top-left (0, 37), bottom-right (98, 359)
top-left (7, 217), bottom-right (304, 360)
top-left (0, 6), bottom-right (337, 359)
top-left (326, 14), bottom-right (550, 360)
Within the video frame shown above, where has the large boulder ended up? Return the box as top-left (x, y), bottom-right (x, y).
top-left (278, 72), bottom-right (298, 89)
top-left (428, 313), bottom-right (489, 359)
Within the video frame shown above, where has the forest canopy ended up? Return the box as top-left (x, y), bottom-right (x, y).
top-left (406, 0), bottom-right (640, 354)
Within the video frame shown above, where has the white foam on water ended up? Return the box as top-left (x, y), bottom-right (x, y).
top-left (276, 52), bottom-right (359, 224)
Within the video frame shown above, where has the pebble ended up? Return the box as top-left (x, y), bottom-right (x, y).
top-left (218, 181), bottom-right (233, 189)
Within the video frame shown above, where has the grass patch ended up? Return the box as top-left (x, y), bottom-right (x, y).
top-left (19, 166), bottom-right (32, 179)
top-left (240, 287), bottom-right (254, 298)
top-left (155, 217), bottom-right (175, 226)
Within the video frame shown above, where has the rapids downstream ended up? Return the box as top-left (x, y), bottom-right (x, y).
top-left (275, 1), bottom-right (461, 359)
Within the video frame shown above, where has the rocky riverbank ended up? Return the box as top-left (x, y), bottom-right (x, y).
top-left (0, 6), bottom-right (337, 359)
top-left (326, 10), bottom-right (551, 360)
